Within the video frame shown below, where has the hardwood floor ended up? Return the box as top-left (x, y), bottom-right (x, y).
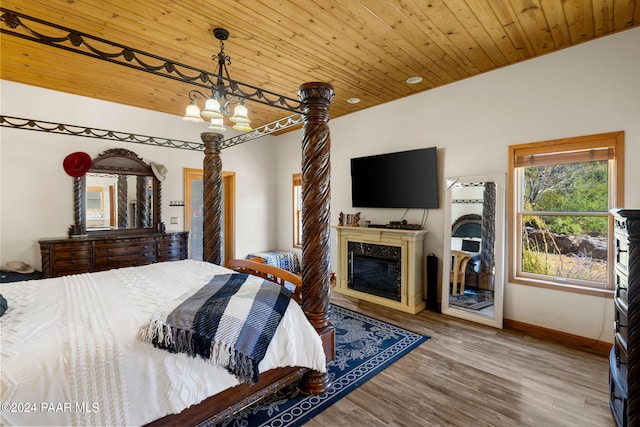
top-left (306, 293), bottom-right (615, 427)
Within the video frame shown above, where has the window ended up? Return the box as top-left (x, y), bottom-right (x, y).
top-left (508, 132), bottom-right (624, 295)
top-left (292, 173), bottom-right (302, 248)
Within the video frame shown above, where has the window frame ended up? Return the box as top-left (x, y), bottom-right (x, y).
top-left (292, 173), bottom-right (302, 248)
top-left (507, 131), bottom-right (624, 296)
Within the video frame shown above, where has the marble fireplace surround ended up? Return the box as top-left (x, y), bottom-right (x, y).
top-left (334, 226), bottom-right (427, 314)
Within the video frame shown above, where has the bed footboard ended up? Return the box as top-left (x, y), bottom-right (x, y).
top-left (226, 258), bottom-right (303, 303)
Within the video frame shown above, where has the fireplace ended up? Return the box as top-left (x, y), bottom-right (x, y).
top-left (348, 242), bottom-right (401, 301)
top-left (334, 226), bottom-right (427, 314)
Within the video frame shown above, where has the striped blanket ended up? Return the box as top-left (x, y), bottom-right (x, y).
top-left (138, 273), bottom-right (292, 384)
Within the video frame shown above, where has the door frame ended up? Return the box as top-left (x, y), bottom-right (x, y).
top-left (184, 168), bottom-right (235, 266)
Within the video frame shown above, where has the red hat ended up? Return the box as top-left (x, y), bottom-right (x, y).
top-left (63, 152), bottom-right (92, 178)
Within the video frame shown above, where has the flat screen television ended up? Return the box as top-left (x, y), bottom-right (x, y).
top-left (351, 147), bottom-right (439, 209)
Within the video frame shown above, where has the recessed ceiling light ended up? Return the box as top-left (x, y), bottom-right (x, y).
top-left (347, 97), bottom-right (361, 104)
top-left (406, 76), bottom-right (423, 84)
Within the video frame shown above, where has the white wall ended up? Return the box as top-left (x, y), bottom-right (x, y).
top-left (0, 82), bottom-right (280, 269)
top-left (275, 27), bottom-right (640, 342)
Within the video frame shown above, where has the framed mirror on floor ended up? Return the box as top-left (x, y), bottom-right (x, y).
top-left (441, 174), bottom-right (505, 328)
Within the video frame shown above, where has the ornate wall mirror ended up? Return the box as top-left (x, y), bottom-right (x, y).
top-left (70, 148), bottom-right (163, 236)
top-left (441, 174), bottom-right (505, 328)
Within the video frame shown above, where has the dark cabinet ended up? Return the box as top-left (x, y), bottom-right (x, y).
top-left (39, 232), bottom-right (189, 278)
top-left (610, 209), bottom-right (640, 427)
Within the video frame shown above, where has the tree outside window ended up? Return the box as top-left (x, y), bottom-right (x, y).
top-left (508, 132), bottom-right (624, 295)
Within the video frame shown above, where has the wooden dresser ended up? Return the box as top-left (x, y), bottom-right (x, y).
top-left (610, 209), bottom-right (640, 427)
top-left (39, 232), bottom-right (189, 278)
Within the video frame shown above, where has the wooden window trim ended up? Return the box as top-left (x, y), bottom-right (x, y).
top-left (292, 173), bottom-right (302, 248)
top-left (507, 131), bottom-right (624, 297)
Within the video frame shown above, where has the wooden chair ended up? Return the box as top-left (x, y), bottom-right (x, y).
top-left (450, 250), bottom-right (472, 295)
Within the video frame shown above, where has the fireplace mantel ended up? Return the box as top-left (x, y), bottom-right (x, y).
top-left (333, 226), bottom-right (427, 314)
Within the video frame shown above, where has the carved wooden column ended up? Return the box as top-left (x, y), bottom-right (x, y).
top-left (201, 131), bottom-right (223, 265)
top-left (136, 175), bottom-right (149, 228)
top-left (68, 176), bottom-right (86, 237)
top-left (117, 174), bottom-right (128, 228)
top-left (298, 82), bottom-right (335, 394)
top-left (480, 181), bottom-right (496, 290)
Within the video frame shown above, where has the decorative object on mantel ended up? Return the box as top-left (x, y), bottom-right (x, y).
top-left (150, 161), bottom-right (167, 182)
top-left (182, 28), bottom-right (253, 133)
top-left (62, 151), bottom-right (91, 177)
top-left (339, 212), bottom-right (362, 227)
top-left (353, 212), bottom-right (361, 227)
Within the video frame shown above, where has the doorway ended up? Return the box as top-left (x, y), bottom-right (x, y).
top-left (184, 168), bottom-right (235, 266)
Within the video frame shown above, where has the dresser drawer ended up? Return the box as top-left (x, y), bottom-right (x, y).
top-left (615, 271), bottom-right (628, 309)
top-left (157, 233), bottom-right (188, 261)
top-left (614, 233), bottom-right (629, 272)
top-left (614, 335), bottom-right (628, 385)
top-left (95, 236), bottom-right (155, 248)
top-left (53, 248), bottom-right (92, 260)
top-left (95, 250), bottom-right (155, 266)
top-left (615, 300), bottom-right (628, 350)
top-left (158, 241), bottom-right (186, 255)
top-left (50, 242), bottom-right (92, 277)
top-left (51, 241), bottom-right (92, 257)
top-left (53, 257), bottom-right (92, 269)
top-left (95, 241), bottom-right (155, 257)
top-left (157, 239), bottom-right (186, 250)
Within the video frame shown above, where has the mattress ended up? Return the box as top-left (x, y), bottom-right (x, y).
top-left (0, 260), bottom-right (325, 426)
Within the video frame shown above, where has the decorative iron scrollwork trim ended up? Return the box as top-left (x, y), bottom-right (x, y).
top-left (0, 8), bottom-right (303, 114)
top-left (0, 115), bottom-right (205, 151)
top-left (0, 115), bottom-right (305, 151)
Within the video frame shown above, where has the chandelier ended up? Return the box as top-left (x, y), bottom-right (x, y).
top-left (182, 28), bottom-right (252, 133)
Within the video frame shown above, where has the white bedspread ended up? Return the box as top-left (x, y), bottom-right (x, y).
top-left (0, 260), bottom-right (326, 426)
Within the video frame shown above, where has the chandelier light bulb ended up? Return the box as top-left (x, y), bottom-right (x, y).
top-left (206, 117), bottom-right (227, 133)
top-left (182, 100), bottom-right (204, 123)
top-left (201, 96), bottom-right (223, 119)
top-left (232, 122), bottom-right (252, 132)
top-left (230, 100), bottom-right (250, 124)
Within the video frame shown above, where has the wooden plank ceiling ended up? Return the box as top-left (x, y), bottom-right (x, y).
top-left (1, 0), bottom-right (638, 130)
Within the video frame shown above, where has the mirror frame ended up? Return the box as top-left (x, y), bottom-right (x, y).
top-left (441, 174), bottom-right (505, 328)
top-left (69, 148), bottom-right (163, 236)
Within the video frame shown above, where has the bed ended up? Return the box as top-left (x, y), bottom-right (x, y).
top-left (1, 82), bottom-right (335, 426)
top-left (0, 259), bottom-right (326, 426)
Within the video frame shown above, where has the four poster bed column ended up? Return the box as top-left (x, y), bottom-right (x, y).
top-left (198, 81), bottom-right (335, 395)
top-left (201, 131), bottom-right (223, 265)
top-left (298, 82), bottom-right (335, 393)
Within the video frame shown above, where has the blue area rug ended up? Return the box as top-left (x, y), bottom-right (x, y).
top-left (218, 305), bottom-right (429, 426)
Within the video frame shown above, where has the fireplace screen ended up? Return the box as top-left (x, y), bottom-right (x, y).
top-left (347, 241), bottom-right (401, 301)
